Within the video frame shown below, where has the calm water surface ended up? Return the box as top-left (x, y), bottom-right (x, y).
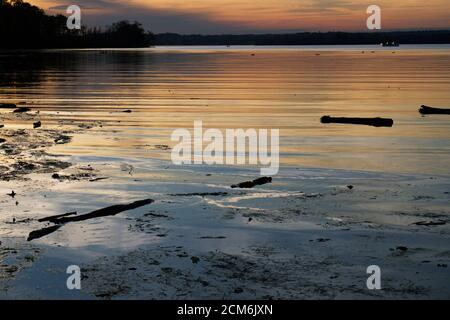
top-left (1, 45), bottom-right (449, 174)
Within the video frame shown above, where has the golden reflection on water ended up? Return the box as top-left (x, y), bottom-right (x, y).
top-left (1, 47), bottom-right (450, 174)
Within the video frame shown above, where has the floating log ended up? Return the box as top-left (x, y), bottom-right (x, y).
top-left (419, 105), bottom-right (450, 115)
top-left (231, 176), bottom-right (272, 189)
top-left (0, 103), bottom-right (16, 109)
top-left (321, 116), bottom-right (393, 127)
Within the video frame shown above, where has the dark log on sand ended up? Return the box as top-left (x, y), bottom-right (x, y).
top-left (231, 177), bottom-right (272, 189)
top-left (321, 116), bottom-right (393, 127)
top-left (13, 107), bottom-right (31, 113)
top-left (54, 199), bottom-right (154, 223)
top-left (38, 211), bottom-right (77, 223)
top-left (413, 220), bottom-right (446, 226)
top-left (27, 199), bottom-right (154, 241)
top-left (170, 192), bottom-right (228, 197)
top-left (27, 225), bottom-right (62, 241)
top-left (47, 199), bottom-right (153, 224)
top-left (419, 105), bottom-right (450, 115)
top-left (54, 135), bottom-right (71, 144)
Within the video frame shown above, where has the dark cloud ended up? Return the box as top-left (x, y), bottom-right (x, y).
top-left (48, 0), bottom-right (121, 10)
top-left (45, 0), bottom-right (261, 34)
top-left (86, 8), bottom-right (254, 34)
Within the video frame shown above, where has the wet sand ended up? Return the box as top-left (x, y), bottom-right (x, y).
top-left (1, 119), bottom-right (449, 299)
top-left (1, 46), bottom-right (450, 299)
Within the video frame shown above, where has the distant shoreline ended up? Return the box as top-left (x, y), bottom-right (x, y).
top-left (154, 30), bottom-right (450, 46)
top-left (3, 44), bottom-right (449, 52)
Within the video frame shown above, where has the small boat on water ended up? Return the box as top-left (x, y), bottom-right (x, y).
top-left (419, 105), bottom-right (450, 115)
top-left (381, 41), bottom-right (399, 47)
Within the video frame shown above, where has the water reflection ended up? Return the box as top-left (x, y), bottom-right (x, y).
top-left (1, 47), bottom-right (450, 174)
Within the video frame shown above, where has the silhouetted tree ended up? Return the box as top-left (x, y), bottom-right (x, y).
top-left (0, 0), bottom-right (154, 49)
top-left (105, 21), bottom-right (149, 47)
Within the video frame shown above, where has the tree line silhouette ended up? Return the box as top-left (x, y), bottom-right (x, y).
top-left (0, 0), bottom-right (154, 49)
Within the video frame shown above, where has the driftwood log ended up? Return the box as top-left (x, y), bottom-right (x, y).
top-left (37, 211), bottom-right (77, 223)
top-left (13, 107), bottom-right (31, 113)
top-left (419, 105), bottom-right (450, 115)
top-left (231, 177), bottom-right (272, 189)
top-left (27, 225), bottom-right (62, 241)
top-left (27, 199), bottom-right (154, 241)
top-left (0, 103), bottom-right (17, 109)
top-left (321, 116), bottom-right (393, 127)
top-left (54, 199), bottom-right (154, 224)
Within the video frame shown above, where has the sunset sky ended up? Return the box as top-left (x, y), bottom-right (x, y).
top-left (31, 0), bottom-right (450, 34)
